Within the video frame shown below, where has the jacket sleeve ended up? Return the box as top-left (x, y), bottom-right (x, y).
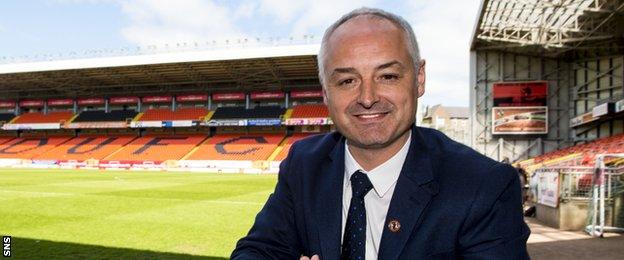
top-left (230, 144), bottom-right (301, 259)
top-left (458, 163), bottom-right (531, 259)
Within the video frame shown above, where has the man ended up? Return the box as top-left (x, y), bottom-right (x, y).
top-left (232, 7), bottom-right (530, 260)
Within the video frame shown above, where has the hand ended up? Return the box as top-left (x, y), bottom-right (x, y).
top-left (300, 254), bottom-right (319, 260)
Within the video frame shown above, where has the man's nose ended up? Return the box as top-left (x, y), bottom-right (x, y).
top-left (357, 79), bottom-right (379, 108)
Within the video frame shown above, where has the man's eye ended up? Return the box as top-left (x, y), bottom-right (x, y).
top-left (380, 74), bottom-right (399, 81)
top-left (339, 79), bottom-right (355, 85)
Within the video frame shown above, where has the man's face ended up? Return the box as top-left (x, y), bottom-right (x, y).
top-left (322, 16), bottom-right (425, 149)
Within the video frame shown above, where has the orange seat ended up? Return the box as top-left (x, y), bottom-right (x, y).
top-left (187, 134), bottom-right (284, 161)
top-left (138, 108), bottom-right (208, 121)
top-left (274, 133), bottom-right (312, 161)
top-left (34, 135), bottom-right (136, 161)
top-left (12, 111), bottom-right (74, 124)
top-left (290, 104), bottom-right (328, 118)
top-left (105, 135), bottom-right (206, 162)
top-left (532, 133), bottom-right (624, 165)
top-left (0, 136), bottom-right (72, 159)
top-left (0, 137), bottom-right (15, 145)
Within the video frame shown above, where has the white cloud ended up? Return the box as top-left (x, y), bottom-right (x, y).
top-left (258, 0), bottom-right (306, 23)
top-left (290, 0), bottom-right (379, 36)
top-left (115, 0), bottom-right (479, 106)
top-left (119, 0), bottom-right (249, 47)
top-left (233, 1), bottom-right (258, 20)
top-left (257, 0), bottom-right (378, 36)
top-left (406, 0), bottom-right (481, 107)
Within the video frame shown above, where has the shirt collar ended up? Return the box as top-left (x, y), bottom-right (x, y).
top-left (344, 132), bottom-right (411, 198)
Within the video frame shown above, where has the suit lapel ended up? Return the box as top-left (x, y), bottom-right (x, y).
top-left (378, 127), bottom-right (439, 260)
top-left (314, 136), bottom-right (345, 260)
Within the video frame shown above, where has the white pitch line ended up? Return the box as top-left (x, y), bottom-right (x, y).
top-left (0, 189), bottom-right (264, 205)
top-left (206, 200), bottom-right (264, 206)
top-left (0, 190), bottom-right (74, 196)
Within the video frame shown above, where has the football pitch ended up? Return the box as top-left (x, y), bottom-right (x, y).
top-left (0, 168), bottom-right (278, 259)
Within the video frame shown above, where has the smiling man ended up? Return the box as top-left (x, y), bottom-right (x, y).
top-left (232, 7), bottom-right (530, 260)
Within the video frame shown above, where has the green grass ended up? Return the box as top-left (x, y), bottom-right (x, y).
top-left (0, 168), bottom-right (277, 259)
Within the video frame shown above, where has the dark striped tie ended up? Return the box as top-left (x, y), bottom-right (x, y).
top-left (341, 170), bottom-right (373, 260)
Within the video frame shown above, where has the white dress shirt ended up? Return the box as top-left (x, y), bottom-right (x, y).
top-left (342, 132), bottom-right (411, 260)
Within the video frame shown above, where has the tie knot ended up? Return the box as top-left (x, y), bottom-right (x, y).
top-left (350, 170), bottom-right (373, 199)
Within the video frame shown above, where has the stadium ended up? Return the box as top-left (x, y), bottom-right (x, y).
top-left (0, 38), bottom-right (329, 257)
top-left (0, 0), bottom-right (623, 258)
top-left (0, 44), bottom-right (326, 174)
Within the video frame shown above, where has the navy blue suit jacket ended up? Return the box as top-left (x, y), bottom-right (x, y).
top-left (232, 126), bottom-right (530, 259)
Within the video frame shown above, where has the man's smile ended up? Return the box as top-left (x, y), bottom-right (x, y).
top-left (352, 111), bottom-right (390, 121)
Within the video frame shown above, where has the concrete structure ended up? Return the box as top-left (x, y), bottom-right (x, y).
top-left (421, 105), bottom-right (470, 145)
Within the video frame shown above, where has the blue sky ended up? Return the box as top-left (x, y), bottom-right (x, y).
top-left (0, 0), bottom-right (482, 107)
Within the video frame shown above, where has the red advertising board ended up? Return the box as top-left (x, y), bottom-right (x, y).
top-left (212, 92), bottom-right (245, 101)
top-left (19, 100), bottom-right (44, 107)
top-left (110, 96), bottom-right (139, 104)
top-left (142, 96), bottom-right (173, 103)
top-left (251, 91), bottom-right (284, 99)
top-left (291, 90), bottom-right (323, 98)
top-left (493, 81), bottom-right (547, 107)
top-left (77, 98), bottom-right (105, 105)
top-left (47, 99), bottom-right (73, 106)
top-left (176, 94), bottom-right (208, 102)
top-left (0, 100), bottom-right (16, 108)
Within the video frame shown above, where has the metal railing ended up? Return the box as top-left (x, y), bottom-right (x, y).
top-left (531, 154), bottom-right (624, 237)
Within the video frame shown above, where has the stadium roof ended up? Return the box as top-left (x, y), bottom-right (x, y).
top-left (0, 44), bottom-right (320, 100)
top-left (470, 0), bottom-right (624, 58)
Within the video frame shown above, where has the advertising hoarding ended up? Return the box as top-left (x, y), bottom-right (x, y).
top-left (537, 171), bottom-right (559, 208)
top-left (492, 106), bottom-right (548, 134)
top-left (493, 81), bottom-right (548, 107)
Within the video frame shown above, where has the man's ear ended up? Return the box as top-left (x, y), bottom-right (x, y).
top-left (417, 59), bottom-right (426, 98)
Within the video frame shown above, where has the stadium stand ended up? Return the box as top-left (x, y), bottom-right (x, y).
top-left (73, 110), bottom-right (138, 122)
top-left (210, 106), bottom-right (285, 120)
top-left (273, 133), bottom-right (312, 161)
top-left (137, 107), bottom-right (208, 121)
top-left (34, 135), bottom-right (137, 161)
top-left (0, 136), bottom-right (72, 158)
top-left (0, 113), bottom-right (16, 123)
top-left (11, 111), bottom-right (74, 123)
top-left (532, 133), bottom-right (624, 166)
top-left (289, 104), bottom-right (328, 118)
top-left (186, 133), bottom-right (284, 161)
top-left (0, 136), bottom-right (15, 145)
top-left (104, 135), bottom-right (206, 162)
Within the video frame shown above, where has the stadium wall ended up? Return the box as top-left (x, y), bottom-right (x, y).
top-left (571, 56), bottom-right (624, 142)
top-left (470, 51), bottom-right (624, 162)
top-left (470, 51), bottom-right (572, 161)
